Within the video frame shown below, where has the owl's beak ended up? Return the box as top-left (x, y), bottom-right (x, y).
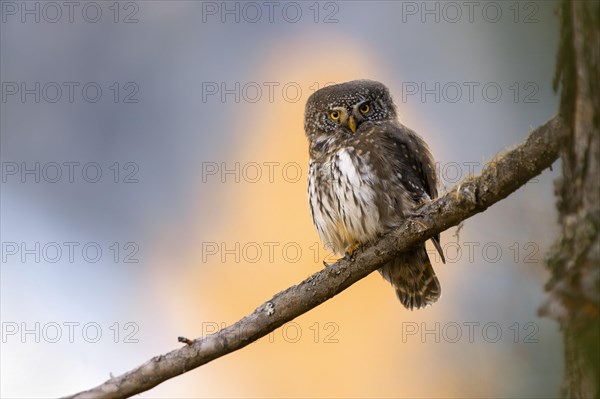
top-left (347, 115), bottom-right (357, 133)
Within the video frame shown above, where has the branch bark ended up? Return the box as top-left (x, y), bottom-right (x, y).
top-left (543, 1), bottom-right (600, 397)
top-left (64, 116), bottom-right (566, 398)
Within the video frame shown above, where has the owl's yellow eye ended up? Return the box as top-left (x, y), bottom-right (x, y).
top-left (359, 103), bottom-right (370, 114)
top-left (329, 111), bottom-right (340, 120)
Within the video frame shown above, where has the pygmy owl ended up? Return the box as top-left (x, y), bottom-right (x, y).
top-left (304, 80), bottom-right (445, 310)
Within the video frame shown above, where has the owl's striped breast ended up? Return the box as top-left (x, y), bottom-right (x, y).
top-left (308, 148), bottom-right (382, 254)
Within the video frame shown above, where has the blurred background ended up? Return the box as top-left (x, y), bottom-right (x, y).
top-left (1, 1), bottom-right (563, 397)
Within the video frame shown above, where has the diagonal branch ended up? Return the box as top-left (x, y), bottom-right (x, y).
top-left (64, 115), bottom-right (567, 399)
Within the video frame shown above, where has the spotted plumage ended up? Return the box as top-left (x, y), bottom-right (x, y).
top-left (304, 80), bottom-right (445, 310)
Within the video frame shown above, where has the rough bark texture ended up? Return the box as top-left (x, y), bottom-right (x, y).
top-left (64, 116), bottom-right (566, 399)
top-left (544, 1), bottom-right (600, 398)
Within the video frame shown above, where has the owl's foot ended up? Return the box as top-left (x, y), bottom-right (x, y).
top-left (344, 242), bottom-right (361, 261)
top-left (414, 220), bottom-right (428, 230)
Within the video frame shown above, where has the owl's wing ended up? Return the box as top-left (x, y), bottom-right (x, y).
top-left (387, 123), bottom-right (437, 199)
top-left (384, 122), bottom-right (446, 264)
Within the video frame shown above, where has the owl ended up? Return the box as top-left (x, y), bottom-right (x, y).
top-left (304, 80), bottom-right (445, 310)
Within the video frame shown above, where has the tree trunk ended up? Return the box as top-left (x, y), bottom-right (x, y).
top-left (545, 1), bottom-right (600, 397)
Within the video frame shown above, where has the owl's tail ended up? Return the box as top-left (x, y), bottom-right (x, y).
top-left (378, 246), bottom-right (440, 310)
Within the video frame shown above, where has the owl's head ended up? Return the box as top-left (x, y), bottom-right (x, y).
top-left (304, 80), bottom-right (397, 147)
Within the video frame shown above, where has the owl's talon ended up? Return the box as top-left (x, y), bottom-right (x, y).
top-left (414, 220), bottom-right (428, 230)
top-left (455, 184), bottom-right (462, 200)
top-left (343, 242), bottom-right (361, 261)
top-left (323, 260), bottom-right (332, 267)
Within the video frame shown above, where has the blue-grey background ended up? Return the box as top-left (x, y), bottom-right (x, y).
top-left (1, 1), bottom-right (562, 397)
